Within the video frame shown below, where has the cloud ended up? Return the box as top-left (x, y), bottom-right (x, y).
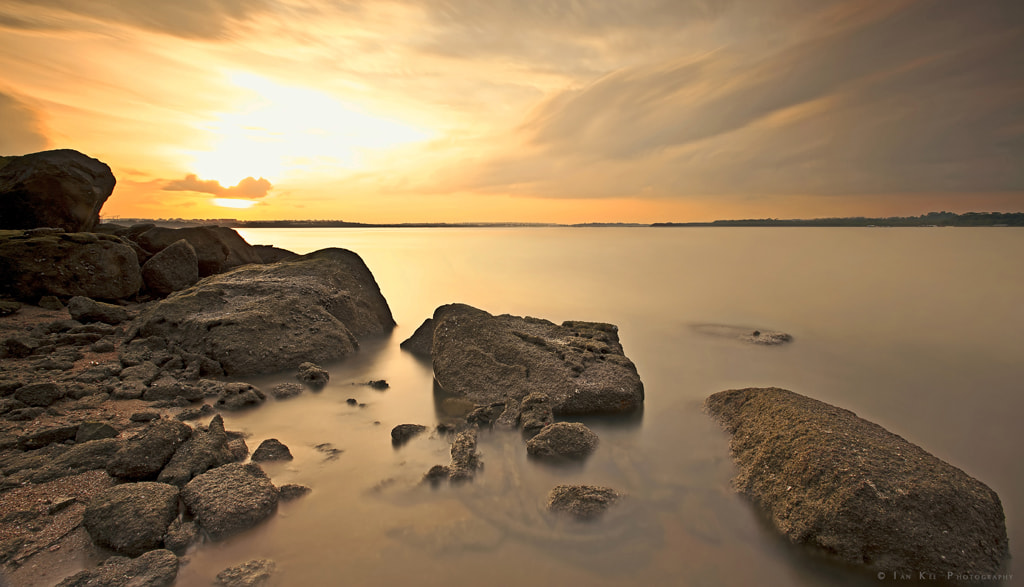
top-left (163, 174), bottom-right (273, 198)
top-left (0, 91), bottom-right (49, 154)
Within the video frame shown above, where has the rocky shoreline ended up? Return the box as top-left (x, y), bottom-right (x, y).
top-left (1, 149), bottom-right (1012, 584)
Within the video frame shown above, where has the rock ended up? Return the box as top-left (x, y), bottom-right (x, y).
top-left (704, 387), bottom-right (1009, 576)
top-left (90, 339), bottom-right (116, 353)
top-left (518, 392), bottom-right (553, 437)
top-left (250, 438), bottom-right (293, 462)
top-left (17, 423), bottom-right (80, 450)
top-left (390, 424), bottom-right (427, 446)
top-left (106, 419), bottom-right (192, 480)
top-left (296, 362), bottom-right (329, 389)
top-left (526, 422), bottom-right (599, 460)
top-left (0, 231), bottom-right (142, 301)
top-left (163, 519), bottom-right (199, 555)
top-left (399, 317), bottom-right (433, 358)
top-left (55, 548), bottom-right (178, 587)
top-left (176, 404), bottom-right (215, 421)
top-left (143, 379), bottom-right (204, 402)
top-left (134, 226), bottom-right (262, 277)
top-left (365, 379), bottom-right (389, 390)
top-left (13, 382), bottom-right (63, 407)
top-left (0, 300), bottom-right (20, 316)
top-left (278, 484), bottom-right (311, 501)
top-left (227, 437), bottom-right (250, 461)
top-left (180, 462), bottom-right (279, 541)
top-left (547, 485), bottom-right (623, 520)
top-left (124, 248), bottom-right (395, 376)
top-left (141, 239), bottom-right (199, 296)
top-left (158, 414), bottom-right (235, 487)
top-left (466, 402), bottom-right (505, 427)
top-left (448, 428), bottom-right (481, 482)
top-left (216, 559), bottom-right (276, 587)
top-left (270, 383), bottom-right (302, 399)
top-left (76, 421), bottom-right (119, 443)
top-left (252, 244), bottom-right (298, 263)
top-left (406, 304), bottom-right (643, 415)
top-left (0, 149), bottom-right (115, 232)
top-left (5, 438), bottom-right (121, 484)
top-left (130, 410), bottom-right (161, 422)
top-left (67, 296), bottom-right (129, 325)
top-left (38, 295), bottom-right (64, 310)
top-left (214, 382), bottom-right (266, 410)
top-left (83, 482), bottom-right (180, 556)
top-left (1, 335), bottom-right (40, 358)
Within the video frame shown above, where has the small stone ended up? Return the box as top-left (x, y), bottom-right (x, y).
top-left (251, 438), bottom-right (293, 462)
top-left (391, 424), bottom-right (427, 446)
top-left (270, 383), bottom-right (302, 400)
top-left (130, 410), bottom-right (160, 422)
top-left (346, 398), bottom-right (357, 405)
top-left (278, 484), bottom-right (311, 501)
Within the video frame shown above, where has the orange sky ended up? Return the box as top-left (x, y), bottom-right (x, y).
top-left (1, 1), bottom-right (1022, 223)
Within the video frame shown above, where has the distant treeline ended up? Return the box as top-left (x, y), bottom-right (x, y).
top-left (652, 212), bottom-right (1024, 227)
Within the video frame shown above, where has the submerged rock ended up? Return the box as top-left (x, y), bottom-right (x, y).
top-left (704, 387), bottom-right (1008, 576)
top-left (55, 549), bottom-right (179, 587)
top-left (83, 482), bottom-right (180, 556)
top-left (526, 422), bottom-right (599, 460)
top-left (180, 462), bottom-right (279, 541)
top-left (0, 149), bottom-right (115, 232)
top-left (404, 304), bottom-right (643, 415)
top-left (547, 485), bottom-right (623, 520)
top-left (296, 362), bottom-right (329, 389)
top-left (390, 424), bottom-right (427, 446)
top-left (124, 248), bottom-right (395, 376)
top-left (216, 558), bottom-right (276, 587)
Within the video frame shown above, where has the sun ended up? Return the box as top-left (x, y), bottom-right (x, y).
top-left (211, 198), bottom-right (258, 209)
top-left (186, 72), bottom-right (435, 187)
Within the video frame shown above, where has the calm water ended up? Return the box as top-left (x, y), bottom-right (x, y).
top-left (164, 227), bottom-right (1023, 586)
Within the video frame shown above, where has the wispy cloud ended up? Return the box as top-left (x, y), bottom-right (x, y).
top-left (0, 91), bottom-right (49, 154)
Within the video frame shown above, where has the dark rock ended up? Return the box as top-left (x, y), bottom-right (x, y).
top-left (106, 419), bottom-right (192, 480)
top-left (278, 484), bottom-right (311, 501)
top-left (423, 465), bottom-right (451, 484)
top-left (252, 244), bottom-right (298, 263)
top-left (37, 295), bottom-right (63, 310)
top-left (466, 402), bottom-right (505, 427)
top-left (296, 362), bottom-right (329, 389)
top-left (163, 519), bottom-right (199, 555)
top-left (180, 462), bottom-right (279, 541)
top-left (407, 304), bottom-right (643, 415)
top-left (495, 399), bottom-right (520, 428)
top-left (17, 423), bottom-right (80, 450)
top-left (270, 382), bottom-right (302, 400)
top-left (214, 382), bottom-right (266, 410)
top-left (399, 317), bottom-right (433, 358)
top-left (0, 300), bottom-right (20, 316)
top-left (346, 398), bottom-right (357, 405)
top-left (4, 406), bottom-right (44, 421)
top-left (119, 360), bottom-right (161, 386)
top-left (130, 411), bottom-right (161, 423)
top-left (0, 149), bottom-right (115, 232)
top-left (391, 424), bottom-right (427, 446)
top-left (143, 379), bottom-right (204, 402)
top-left (13, 381), bottom-right (63, 407)
top-left (446, 429), bottom-right (481, 482)
top-left (111, 381), bottom-right (145, 400)
top-left (227, 437), bottom-right (250, 461)
top-left (0, 398), bottom-right (27, 415)
top-left (1, 335), bottom-right (40, 358)
top-left (0, 231), bottom-right (142, 301)
top-left (141, 239), bottom-right (199, 296)
top-left (124, 248), bottom-right (395, 376)
top-left (547, 485), bottom-right (623, 520)
top-left (176, 403), bottom-right (215, 421)
top-left (83, 482), bottom-right (180, 556)
top-left (314, 443), bottom-right (342, 461)
top-left (158, 414), bottom-right (235, 487)
top-left (526, 422), bottom-right (599, 460)
top-left (366, 379), bottom-right (389, 390)
top-left (216, 559), bottom-right (276, 587)
top-left (134, 226), bottom-right (262, 277)
top-left (704, 387), bottom-right (1009, 576)
top-left (76, 421), bottom-right (119, 443)
top-left (67, 296), bottom-right (129, 325)
top-left (89, 339), bottom-right (117, 353)
top-left (250, 438), bottom-right (293, 462)
top-left (55, 548), bottom-right (178, 587)
top-left (519, 392), bottom-right (553, 437)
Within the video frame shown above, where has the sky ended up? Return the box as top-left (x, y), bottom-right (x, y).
top-left (1, 0), bottom-right (1022, 223)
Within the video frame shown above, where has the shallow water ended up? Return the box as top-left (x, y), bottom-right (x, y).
top-left (168, 227), bottom-right (1023, 586)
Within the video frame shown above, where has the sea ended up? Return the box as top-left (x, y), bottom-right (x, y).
top-left (166, 227), bottom-right (1021, 586)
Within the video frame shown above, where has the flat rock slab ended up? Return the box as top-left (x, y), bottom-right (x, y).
top-left (404, 304), bottom-right (643, 415)
top-left (704, 387), bottom-right (1008, 576)
top-left (125, 248), bottom-right (395, 376)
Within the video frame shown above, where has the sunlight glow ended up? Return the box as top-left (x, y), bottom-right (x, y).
top-left (187, 72), bottom-right (435, 186)
top-left (212, 198), bottom-right (258, 209)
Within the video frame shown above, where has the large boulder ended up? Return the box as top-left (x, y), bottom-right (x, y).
top-left (56, 549), bottom-right (178, 587)
top-left (134, 226), bottom-right (262, 277)
top-left (158, 414), bottom-right (235, 487)
top-left (125, 248), bottom-right (395, 376)
top-left (180, 462), bottom-right (279, 540)
top-left (141, 238), bottom-right (199, 296)
top-left (0, 149), bottom-right (115, 232)
top-left (106, 419), bottom-right (193, 481)
top-left (704, 387), bottom-right (1008, 576)
top-left (0, 231), bottom-right (142, 300)
top-left (83, 482), bottom-right (180, 556)
top-left (406, 304), bottom-right (643, 415)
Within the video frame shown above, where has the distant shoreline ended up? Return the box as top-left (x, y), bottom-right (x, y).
top-left (101, 211), bottom-right (1024, 229)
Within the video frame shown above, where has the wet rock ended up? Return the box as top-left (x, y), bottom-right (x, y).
top-left (270, 382), bottom-right (302, 400)
top-left (180, 462), bottom-right (279, 541)
top-left (0, 149), bottom-right (115, 232)
top-left (17, 423), bottom-right (80, 450)
top-left (124, 248), bottom-right (395, 376)
top-left (278, 484), bottom-right (311, 501)
top-left (251, 438), bottom-right (293, 462)
top-left (141, 239), bottom-right (199, 296)
top-left (134, 225), bottom-right (261, 277)
top-left (466, 402), bottom-right (505, 427)
top-left (704, 387), bottom-right (1009, 576)
top-left (296, 362), bottom-right (329, 389)
top-left (407, 304), bottom-right (643, 415)
top-left (365, 379), bottom-right (389, 390)
top-left (519, 392), bottom-right (554, 437)
top-left (449, 428), bottom-right (481, 482)
top-left (526, 422), bottom-right (599, 460)
top-left (13, 382), bottom-right (63, 407)
top-left (391, 424), bottom-right (427, 446)
top-left (106, 419), bottom-right (192, 481)
top-left (158, 414), bottom-right (235, 487)
top-left (398, 317), bottom-right (433, 358)
top-left (38, 295), bottom-right (63, 310)
top-left (547, 485), bottom-right (623, 520)
top-left (83, 482), bottom-right (180, 556)
top-left (67, 296), bottom-right (129, 325)
top-left (214, 382), bottom-right (266, 410)
top-left (0, 231), bottom-right (142, 301)
top-left (227, 437), bottom-right (250, 461)
top-left (76, 421), bottom-right (119, 443)
top-left (55, 548), bottom-right (178, 587)
top-left (163, 519), bottom-right (199, 555)
top-left (216, 559), bottom-right (276, 587)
